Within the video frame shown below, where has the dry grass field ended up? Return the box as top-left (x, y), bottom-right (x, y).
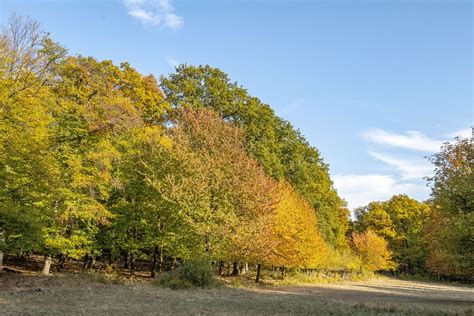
top-left (1, 273), bottom-right (472, 315)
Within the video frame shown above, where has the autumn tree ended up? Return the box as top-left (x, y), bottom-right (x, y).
top-left (160, 65), bottom-right (349, 248)
top-left (270, 183), bottom-right (328, 273)
top-left (351, 230), bottom-right (395, 272)
top-left (167, 108), bottom-right (280, 265)
top-left (1, 16), bottom-right (169, 274)
top-left (0, 15), bottom-right (66, 274)
top-left (354, 195), bottom-right (430, 273)
top-left (425, 136), bottom-right (473, 280)
top-left (354, 202), bottom-right (396, 240)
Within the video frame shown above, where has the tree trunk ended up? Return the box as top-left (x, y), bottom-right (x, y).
top-left (130, 253), bottom-right (135, 276)
top-left (42, 255), bottom-right (52, 275)
top-left (158, 247), bottom-right (163, 273)
top-left (240, 263), bottom-right (248, 275)
top-left (56, 255), bottom-right (66, 272)
top-left (0, 232), bottom-right (4, 273)
top-left (123, 252), bottom-right (129, 269)
top-left (232, 261), bottom-right (239, 276)
top-left (83, 254), bottom-right (93, 271)
top-left (151, 246), bottom-right (158, 278)
top-left (218, 260), bottom-right (224, 275)
top-left (0, 250), bottom-right (4, 274)
top-left (255, 263), bottom-right (261, 283)
top-left (281, 266), bottom-right (286, 279)
top-left (83, 255), bottom-right (89, 271)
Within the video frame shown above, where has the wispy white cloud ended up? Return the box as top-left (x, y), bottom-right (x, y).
top-left (445, 127), bottom-right (472, 139)
top-left (332, 174), bottom-right (428, 211)
top-left (166, 57), bottom-right (180, 68)
top-left (368, 151), bottom-right (433, 180)
top-left (335, 127), bottom-right (469, 211)
top-left (123, 0), bottom-right (183, 30)
top-left (362, 129), bottom-right (443, 153)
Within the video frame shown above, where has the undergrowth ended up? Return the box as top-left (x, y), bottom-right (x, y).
top-left (153, 258), bottom-right (214, 289)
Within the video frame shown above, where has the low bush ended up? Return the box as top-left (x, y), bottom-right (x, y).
top-left (180, 258), bottom-right (213, 287)
top-left (154, 271), bottom-right (192, 290)
top-left (81, 270), bottom-right (124, 285)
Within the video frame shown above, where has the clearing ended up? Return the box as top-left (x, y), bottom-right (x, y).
top-left (1, 274), bottom-right (473, 315)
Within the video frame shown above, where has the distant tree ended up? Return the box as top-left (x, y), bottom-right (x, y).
top-left (354, 195), bottom-right (430, 273)
top-left (351, 230), bottom-right (395, 272)
top-left (354, 202), bottom-right (396, 240)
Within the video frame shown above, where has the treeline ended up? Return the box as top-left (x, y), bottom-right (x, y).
top-left (352, 136), bottom-right (473, 281)
top-left (1, 16), bottom-right (471, 283)
top-left (0, 16), bottom-right (390, 281)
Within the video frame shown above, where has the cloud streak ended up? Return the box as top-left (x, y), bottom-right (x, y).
top-left (362, 129), bottom-right (443, 152)
top-left (332, 174), bottom-right (429, 211)
top-left (335, 127), bottom-right (469, 211)
top-left (445, 128), bottom-right (472, 139)
top-left (124, 0), bottom-right (183, 30)
top-left (368, 151), bottom-right (433, 180)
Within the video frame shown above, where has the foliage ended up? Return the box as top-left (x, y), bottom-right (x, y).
top-left (354, 195), bottom-right (430, 273)
top-left (351, 230), bottom-right (395, 272)
top-left (166, 108), bottom-right (280, 262)
top-left (425, 137), bottom-right (473, 279)
top-left (0, 15), bottom-right (65, 255)
top-left (270, 182), bottom-right (328, 268)
top-left (160, 65), bottom-right (349, 248)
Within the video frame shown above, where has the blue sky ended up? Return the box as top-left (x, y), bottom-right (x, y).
top-left (1, 0), bottom-right (472, 210)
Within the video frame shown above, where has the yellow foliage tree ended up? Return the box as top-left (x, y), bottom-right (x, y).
top-left (351, 230), bottom-right (395, 272)
top-left (270, 182), bottom-right (328, 270)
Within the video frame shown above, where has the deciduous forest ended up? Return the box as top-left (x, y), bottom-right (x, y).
top-left (1, 16), bottom-right (472, 285)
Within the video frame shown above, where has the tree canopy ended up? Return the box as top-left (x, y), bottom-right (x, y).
top-left (160, 65), bottom-right (349, 248)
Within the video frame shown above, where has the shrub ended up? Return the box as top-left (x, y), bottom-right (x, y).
top-left (81, 271), bottom-right (123, 284)
top-left (180, 258), bottom-right (213, 287)
top-left (154, 271), bottom-right (192, 290)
